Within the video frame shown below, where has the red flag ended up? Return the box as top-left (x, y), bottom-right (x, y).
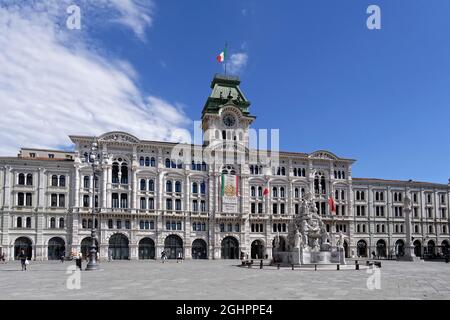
top-left (328, 197), bottom-right (336, 214)
top-left (263, 188), bottom-right (269, 197)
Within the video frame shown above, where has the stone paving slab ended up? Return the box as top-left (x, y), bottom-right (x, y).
top-left (0, 259), bottom-right (449, 300)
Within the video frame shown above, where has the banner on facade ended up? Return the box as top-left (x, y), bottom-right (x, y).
top-left (221, 174), bottom-right (238, 213)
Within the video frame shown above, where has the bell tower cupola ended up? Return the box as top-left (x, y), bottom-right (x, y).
top-left (201, 74), bottom-right (256, 147)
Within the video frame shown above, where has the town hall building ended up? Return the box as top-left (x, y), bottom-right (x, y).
top-left (0, 74), bottom-right (449, 261)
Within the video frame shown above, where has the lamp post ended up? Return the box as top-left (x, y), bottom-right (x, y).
top-left (85, 138), bottom-right (101, 271)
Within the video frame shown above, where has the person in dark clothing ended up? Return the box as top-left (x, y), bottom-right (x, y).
top-left (372, 251), bottom-right (376, 259)
top-left (60, 251), bottom-right (65, 263)
top-left (18, 249), bottom-right (27, 271)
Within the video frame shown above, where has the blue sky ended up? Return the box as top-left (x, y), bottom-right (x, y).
top-left (1, 0), bottom-right (449, 183)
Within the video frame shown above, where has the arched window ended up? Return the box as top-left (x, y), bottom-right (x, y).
top-left (175, 181), bottom-right (182, 193)
top-left (200, 182), bottom-right (206, 194)
top-left (295, 188), bottom-right (299, 198)
top-left (149, 179), bottom-right (154, 192)
top-left (18, 193), bottom-right (25, 206)
top-left (165, 158), bottom-right (171, 168)
top-left (166, 180), bottom-right (172, 192)
top-left (59, 175), bottom-right (65, 187)
top-left (59, 218), bottom-right (65, 229)
top-left (177, 221), bottom-right (182, 230)
top-left (140, 220), bottom-right (145, 229)
top-left (26, 217), bottom-right (31, 228)
top-left (251, 186), bottom-right (256, 197)
top-left (140, 157), bottom-right (145, 166)
top-left (171, 221), bottom-right (176, 230)
top-left (120, 164), bottom-right (128, 184)
top-left (51, 175), bottom-right (58, 186)
top-left (220, 223), bottom-right (225, 232)
top-left (281, 167), bottom-right (286, 176)
top-left (26, 173), bottom-right (33, 186)
top-left (145, 220), bottom-right (150, 229)
top-left (108, 219), bottom-right (113, 229)
top-left (193, 222), bottom-right (197, 231)
top-left (50, 217), bottom-right (56, 229)
top-left (150, 157), bottom-right (156, 167)
top-left (258, 187), bottom-right (262, 197)
top-left (280, 187), bottom-right (285, 198)
top-left (227, 223), bottom-right (232, 232)
top-left (145, 157), bottom-right (150, 166)
top-left (148, 198), bottom-right (155, 210)
top-left (83, 176), bottom-right (90, 188)
top-left (250, 165), bottom-right (254, 175)
top-left (272, 187), bottom-right (278, 198)
top-left (362, 225), bottom-right (366, 232)
top-left (414, 225), bottom-right (419, 233)
top-left (429, 225), bottom-right (433, 233)
top-left (357, 224), bottom-right (360, 233)
top-left (112, 163), bottom-right (119, 183)
top-left (166, 199), bottom-right (173, 210)
top-left (282, 224), bottom-right (286, 232)
top-left (18, 173), bottom-right (25, 185)
top-left (140, 179), bottom-right (146, 191)
top-left (140, 197), bottom-right (146, 209)
top-left (192, 182), bottom-right (198, 194)
top-left (17, 217), bottom-right (22, 228)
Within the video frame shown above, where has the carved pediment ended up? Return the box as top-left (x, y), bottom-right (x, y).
top-left (309, 150), bottom-right (338, 160)
top-left (98, 131), bottom-right (140, 144)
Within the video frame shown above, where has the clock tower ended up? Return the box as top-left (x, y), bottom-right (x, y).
top-left (201, 74), bottom-right (256, 147)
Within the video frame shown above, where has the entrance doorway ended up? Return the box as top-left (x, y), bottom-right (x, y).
top-left (192, 239), bottom-right (207, 259)
top-left (108, 234), bottom-right (129, 260)
top-left (14, 237), bottom-right (32, 260)
top-left (251, 240), bottom-right (264, 259)
top-left (138, 238), bottom-right (155, 259)
top-left (221, 236), bottom-right (239, 259)
top-left (48, 237), bottom-right (65, 260)
top-left (164, 235), bottom-right (183, 259)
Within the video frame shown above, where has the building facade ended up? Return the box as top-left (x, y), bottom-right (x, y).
top-left (1, 74), bottom-right (449, 261)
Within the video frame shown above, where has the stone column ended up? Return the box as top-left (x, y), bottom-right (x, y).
top-left (401, 191), bottom-right (420, 261)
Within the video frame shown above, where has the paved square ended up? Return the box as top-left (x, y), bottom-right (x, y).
top-left (0, 259), bottom-right (449, 300)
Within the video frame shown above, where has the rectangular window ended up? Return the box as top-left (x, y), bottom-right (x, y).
top-left (258, 203), bottom-right (263, 214)
top-left (59, 194), bottom-right (65, 207)
top-left (176, 199), bottom-right (182, 211)
top-left (273, 204), bottom-right (278, 214)
top-left (116, 220), bottom-right (122, 229)
top-left (280, 203), bottom-right (285, 214)
top-left (51, 194), bottom-right (58, 207)
top-left (251, 203), bottom-right (256, 214)
top-left (25, 193), bottom-right (32, 207)
top-left (201, 200), bottom-right (206, 212)
top-left (149, 198), bottom-right (154, 210)
top-left (192, 200), bottom-right (198, 211)
top-left (125, 220), bottom-right (130, 229)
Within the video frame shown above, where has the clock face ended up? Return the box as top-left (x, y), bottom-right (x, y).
top-left (223, 114), bottom-right (236, 127)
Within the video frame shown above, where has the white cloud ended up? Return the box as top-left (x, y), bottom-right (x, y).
top-left (226, 53), bottom-right (248, 75)
top-left (106, 0), bottom-right (154, 41)
top-left (0, 3), bottom-right (191, 156)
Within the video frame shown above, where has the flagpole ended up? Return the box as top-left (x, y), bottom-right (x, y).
top-left (224, 42), bottom-right (228, 76)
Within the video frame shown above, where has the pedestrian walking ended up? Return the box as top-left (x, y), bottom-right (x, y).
top-left (161, 250), bottom-right (166, 263)
top-left (60, 251), bottom-right (65, 263)
top-left (0, 252), bottom-right (5, 263)
top-left (108, 249), bottom-right (113, 262)
top-left (19, 249), bottom-right (27, 271)
top-left (177, 251), bottom-right (183, 263)
top-left (76, 252), bottom-right (82, 270)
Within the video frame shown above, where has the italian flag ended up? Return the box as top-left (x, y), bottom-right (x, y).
top-left (328, 196), bottom-right (336, 214)
top-left (217, 46), bottom-right (227, 63)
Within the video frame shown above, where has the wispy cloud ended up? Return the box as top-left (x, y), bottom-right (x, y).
top-left (0, 2), bottom-right (190, 156)
top-left (227, 52), bottom-right (248, 75)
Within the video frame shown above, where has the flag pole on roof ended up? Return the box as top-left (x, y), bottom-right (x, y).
top-left (217, 42), bottom-right (228, 75)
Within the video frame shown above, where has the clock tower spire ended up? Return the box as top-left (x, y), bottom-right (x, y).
top-left (201, 74), bottom-right (255, 147)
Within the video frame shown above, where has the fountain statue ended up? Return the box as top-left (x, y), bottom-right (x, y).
top-left (272, 191), bottom-right (346, 266)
